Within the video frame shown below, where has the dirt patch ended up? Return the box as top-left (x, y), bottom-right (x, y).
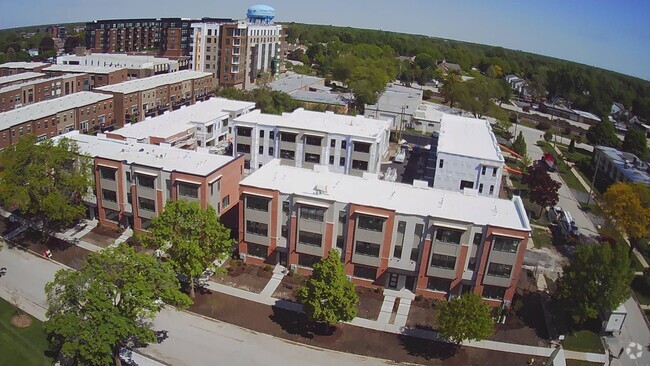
top-left (188, 290), bottom-right (548, 365)
top-left (9, 229), bottom-right (91, 270)
top-left (80, 225), bottom-right (122, 248)
top-left (272, 273), bottom-right (308, 302)
top-left (355, 287), bottom-right (383, 320)
top-left (211, 260), bottom-right (273, 293)
top-left (11, 314), bottom-right (32, 328)
top-left (407, 296), bottom-right (440, 330)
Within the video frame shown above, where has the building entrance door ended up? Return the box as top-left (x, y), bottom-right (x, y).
top-left (405, 276), bottom-right (416, 292)
top-left (387, 273), bottom-right (399, 289)
top-left (278, 252), bottom-right (287, 267)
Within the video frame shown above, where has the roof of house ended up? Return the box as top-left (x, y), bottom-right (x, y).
top-left (241, 160), bottom-right (530, 231)
top-left (96, 70), bottom-right (212, 94)
top-left (0, 92), bottom-right (113, 131)
top-left (57, 54), bottom-right (177, 69)
top-left (112, 97), bottom-right (255, 140)
top-left (0, 62), bottom-right (49, 69)
top-left (55, 131), bottom-right (237, 176)
top-left (233, 108), bottom-right (390, 140)
top-left (413, 102), bottom-right (461, 122)
top-left (290, 90), bottom-right (347, 106)
top-left (0, 72), bottom-right (47, 85)
top-left (365, 84), bottom-right (422, 115)
top-left (436, 114), bottom-right (504, 163)
top-left (595, 146), bottom-right (650, 185)
top-left (43, 64), bottom-right (127, 75)
top-left (269, 74), bottom-right (324, 93)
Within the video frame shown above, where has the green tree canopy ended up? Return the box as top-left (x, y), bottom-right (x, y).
top-left (147, 200), bottom-right (234, 298)
top-left (621, 128), bottom-right (649, 160)
top-left (440, 71), bottom-right (462, 107)
top-left (511, 131), bottom-right (528, 157)
top-left (555, 242), bottom-right (634, 326)
top-left (0, 135), bottom-right (93, 236)
top-left (45, 245), bottom-right (191, 366)
top-left (586, 119), bottom-right (619, 148)
top-left (297, 249), bottom-right (358, 332)
top-left (437, 293), bottom-right (494, 348)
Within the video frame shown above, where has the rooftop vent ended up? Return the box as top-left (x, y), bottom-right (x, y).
top-left (314, 184), bottom-right (328, 195)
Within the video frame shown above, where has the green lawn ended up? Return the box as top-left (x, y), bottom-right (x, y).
top-left (531, 227), bottom-right (553, 249)
top-left (0, 298), bottom-right (54, 366)
top-left (562, 329), bottom-right (604, 353)
top-left (537, 142), bottom-right (588, 194)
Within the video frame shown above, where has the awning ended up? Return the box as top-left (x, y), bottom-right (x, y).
top-left (96, 163), bottom-right (118, 169)
top-left (432, 221), bottom-right (468, 231)
top-left (278, 128), bottom-right (300, 134)
top-left (208, 175), bottom-right (222, 184)
top-left (491, 232), bottom-right (527, 240)
top-left (134, 170), bottom-right (158, 177)
top-left (295, 199), bottom-right (330, 208)
top-left (354, 210), bottom-right (389, 219)
top-left (242, 191), bottom-right (274, 199)
top-left (175, 178), bottom-right (201, 185)
top-left (303, 131), bottom-right (325, 138)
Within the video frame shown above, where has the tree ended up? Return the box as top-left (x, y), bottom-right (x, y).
top-left (63, 36), bottom-right (82, 54)
top-left (511, 131), bottom-right (528, 157)
top-left (440, 71), bottom-right (462, 107)
top-left (437, 293), bottom-right (493, 349)
top-left (147, 200), bottom-right (234, 298)
top-left (543, 130), bottom-right (553, 142)
top-left (39, 36), bottom-right (55, 53)
top-left (0, 135), bottom-right (93, 236)
top-left (568, 138), bottom-right (576, 153)
top-left (621, 128), bottom-right (649, 160)
top-left (522, 161), bottom-right (562, 217)
top-left (601, 183), bottom-right (650, 253)
top-left (555, 242), bottom-right (634, 326)
top-left (297, 249), bottom-right (358, 334)
top-left (44, 245), bottom-right (191, 366)
top-left (586, 118), bottom-right (619, 148)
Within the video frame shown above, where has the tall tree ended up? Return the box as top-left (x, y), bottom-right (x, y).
top-left (601, 183), bottom-right (650, 253)
top-left (621, 128), bottom-right (649, 160)
top-left (437, 293), bottom-right (494, 350)
top-left (522, 161), bottom-right (562, 217)
top-left (45, 245), bottom-right (191, 366)
top-left (440, 71), bottom-right (462, 107)
top-left (147, 200), bottom-right (234, 298)
top-left (555, 242), bottom-right (634, 326)
top-left (297, 249), bottom-right (358, 334)
top-left (511, 131), bottom-right (528, 157)
top-left (586, 119), bottom-right (619, 148)
top-left (0, 135), bottom-right (93, 236)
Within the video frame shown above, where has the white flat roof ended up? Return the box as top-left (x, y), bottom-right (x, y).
top-left (112, 97), bottom-right (255, 140)
top-left (436, 114), bottom-right (504, 162)
top-left (365, 84), bottom-right (422, 114)
top-left (234, 108), bottom-right (390, 140)
top-left (96, 70), bottom-right (212, 94)
top-left (44, 64), bottom-right (126, 75)
top-left (57, 54), bottom-right (176, 69)
top-left (0, 62), bottom-right (49, 69)
top-left (0, 74), bottom-right (80, 94)
top-left (55, 131), bottom-right (237, 176)
top-left (0, 92), bottom-right (112, 131)
top-left (0, 72), bottom-right (46, 85)
top-left (241, 160), bottom-right (530, 231)
top-left (269, 74), bottom-right (324, 93)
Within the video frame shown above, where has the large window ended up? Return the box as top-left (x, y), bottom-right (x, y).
top-left (137, 174), bottom-right (155, 189)
top-left (298, 254), bottom-right (321, 268)
top-left (427, 277), bottom-right (452, 292)
top-left (430, 254), bottom-right (456, 270)
top-left (104, 208), bottom-right (119, 222)
top-left (304, 135), bottom-right (322, 146)
top-left (280, 132), bottom-right (296, 142)
top-left (459, 180), bottom-right (474, 190)
top-left (467, 257), bottom-right (477, 271)
top-left (236, 143), bottom-right (250, 153)
top-left (178, 182), bottom-right (199, 198)
top-left (246, 196), bottom-right (269, 211)
top-left (247, 243), bottom-right (268, 259)
top-left (237, 127), bottom-right (251, 137)
top-left (435, 228), bottom-right (463, 244)
top-left (353, 265), bottom-right (376, 280)
top-left (304, 153), bottom-right (320, 164)
top-left (280, 149), bottom-right (295, 160)
top-left (352, 160), bottom-right (368, 171)
top-left (357, 215), bottom-right (384, 232)
top-left (298, 231), bottom-right (322, 247)
top-left (300, 206), bottom-right (325, 222)
top-left (99, 167), bottom-right (116, 180)
top-left (222, 195), bottom-right (230, 209)
top-left (338, 210), bottom-right (347, 224)
top-left (482, 285), bottom-right (506, 300)
top-left (282, 201), bottom-right (290, 214)
top-left (138, 197), bottom-right (156, 212)
top-left (246, 220), bottom-right (268, 236)
top-left (337, 235), bottom-right (345, 249)
top-left (353, 142), bottom-right (371, 153)
top-left (473, 232), bottom-right (483, 246)
top-left (487, 263), bottom-right (513, 278)
top-left (355, 241), bottom-right (380, 257)
top-left (493, 237), bottom-right (520, 253)
top-left (102, 189), bottom-right (117, 202)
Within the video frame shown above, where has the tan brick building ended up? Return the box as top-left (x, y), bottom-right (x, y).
top-left (0, 62), bottom-right (49, 76)
top-left (0, 72), bottom-right (46, 88)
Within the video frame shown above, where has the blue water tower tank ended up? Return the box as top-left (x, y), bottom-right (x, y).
top-left (247, 5), bottom-right (276, 23)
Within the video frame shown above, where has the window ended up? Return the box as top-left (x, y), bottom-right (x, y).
top-left (481, 166), bottom-right (487, 175)
top-left (338, 210), bottom-right (347, 224)
top-left (439, 159), bottom-right (444, 169)
top-left (269, 147), bottom-right (274, 156)
top-left (178, 182), bottom-right (199, 198)
top-left (358, 215), bottom-right (384, 232)
top-left (280, 132), bottom-right (296, 142)
top-left (137, 174), bottom-right (155, 189)
top-left (430, 254), bottom-right (456, 269)
top-left (237, 127), bottom-right (251, 137)
top-left (300, 206), bottom-right (325, 222)
top-left (298, 254), bottom-right (321, 268)
top-left (99, 167), bottom-right (116, 180)
top-left (482, 285), bottom-right (506, 300)
top-left (329, 156), bottom-right (334, 165)
top-left (355, 241), bottom-right (380, 257)
top-left (339, 157), bottom-right (345, 166)
top-left (353, 265), bottom-right (376, 280)
top-left (479, 183), bottom-right (484, 194)
top-left (487, 263), bottom-right (512, 278)
top-left (141, 218), bottom-right (152, 230)
top-left (467, 257), bottom-right (477, 271)
top-left (247, 243), bottom-right (268, 259)
top-left (489, 185), bottom-right (494, 195)
top-left (282, 201), bottom-right (290, 214)
top-left (104, 208), bottom-right (119, 222)
top-left (258, 146), bottom-right (264, 155)
top-left (126, 172), bottom-right (131, 183)
top-left (259, 130), bottom-right (264, 138)
top-left (298, 231), bottom-right (322, 247)
top-left (127, 193), bottom-right (132, 204)
top-left (473, 232), bottom-right (483, 246)
top-left (246, 196), bottom-right (269, 211)
top-left (459, 180), bottom-right (474, 190)
top-left (101, 189), bottom-right (117, 202)
top-left (393, 243), bottom-right (403, 258)
top-left (353, 142), bottom-right (370, 153)
top-left (222, 195), bottom-right (230, 208)
top-left (236, 143), bottom-right (250, 153)
top-left (304, 153), bottom-right (320, 164)
top-left (281, 225), bottom-right (288, 238)
top-left (304, 135), bottom-right (322, 146)
top-left (246, 220), bottom-right (268, 236)
top-left (492, 167), bottom-right (498, 177)
top-left (435, 228), bottom-right (463, 244)
top-left (138, 197), bottom-right (156, 212)
top-left (280, 149), bottom-right (295, 160)
top-left (330, 139), bottom-right (336, 148)
top-left (352, 160), bottom-right (368, 170)
top-left (341, 140), bottom-right (347, 149)
top-left (493, 236), bottom-right (520, 253)
top-left (269, 131), bottom-right (274, 140)
top-left (427, 277), bottom-right (452, 292)
top-left (336, 235), bottom-right (345, 249)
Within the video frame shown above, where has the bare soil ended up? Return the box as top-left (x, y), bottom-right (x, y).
top-left (407, 296), bottom-right (441, 330)
top-left (9, 229), bottom-right (91, 270)
top-left (80, 225), bottom-right (121, 248)
top-left (355, 287), bottom-right (383, 320)
top-left (11, 314), bottom-right (32, 328)
top-left (211, 260), bottom-right (273, 293)
top-left (272, 273), bottom-right (308, 302)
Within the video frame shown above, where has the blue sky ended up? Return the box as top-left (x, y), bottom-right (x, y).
top-left (1, 0), bottom-right (649, 80)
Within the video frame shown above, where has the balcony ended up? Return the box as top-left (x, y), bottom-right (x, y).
top-left (388, 257), bottom-right (417, 272)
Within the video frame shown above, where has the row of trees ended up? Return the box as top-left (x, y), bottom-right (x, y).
top-left (586, 119), bottom-right (649, 160)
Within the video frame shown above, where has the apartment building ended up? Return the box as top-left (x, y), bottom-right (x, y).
top-left (55, 131), bottom-right (244, 231)
top-left (86, 18), bottom-right (231, 58)
top-left (217, 22), bottom-right (248, 88)
top-left (57, 52), bottom-right (181, 78)
top-left (232, 108), bottom-right (391, 176)
top-left (592, 145), bottom-right (650, 185)
top-left (43, 65), bottom-right (128, 88)
top-left (190, 22), bottom-right (227, 77)
top-left (238, 160), bottom-right (530, 305)
top-left (0, 73), bottom-right (90, 112)
top-left (0, 92), bottom-right (114, 149)
top-left (0, 72), bottom-right (46, 88)
top-left (0, 62), bottom-right (50, 76)
top-left (433, 114), bottom-right (505, 197)
top-left (107, 97), bottom-right (255, 148)
top-left (94, 70), bottom-right (215, 125)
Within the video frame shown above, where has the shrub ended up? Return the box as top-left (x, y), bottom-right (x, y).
top-left (544, 130), bottom-right (553, 142)
top-left (263, 264), bottom-right (273, 272)
top-left (512, 299), bottom-right (524, 312)
top-left (423, 89), bottom-right (433, 99)
top-left (509, 113), bottom-right (518, 123)
top-left (537, 121), bottom-right (552, 130)
top-left (374, 287), bottom-right (382, 294)
top-left (415, 294), bottom-right (424, 301)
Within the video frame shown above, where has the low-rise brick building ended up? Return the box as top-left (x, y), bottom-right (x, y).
top-left (0, 73), bottom-right (91, 112)
top-left (0, 72), bottom-right (47, 88)
top-left (43, 65), bottom-right (128, 88)
top-left (0, 62), bottom-right (50, 76)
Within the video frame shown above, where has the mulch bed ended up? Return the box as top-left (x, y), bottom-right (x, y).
top-left (188, 290), bottom-right (548, 365)
top-left (407, 296), bottom-right (440, 330)
top-left (211, 260), bottom-right (273, 293)
top-left (355, 287), bottom-right (383, 320)
top-left (272, 273), bottom-right (308, 302)
top-left (11, 314), bottom-right (32, 328)
top-left (9, 229), bottom-right (91, 270)
top-left (80, 225), bottom-right (122, 248)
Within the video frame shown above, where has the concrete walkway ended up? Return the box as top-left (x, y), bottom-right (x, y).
top-left (259, 264), bottom-right (287, 297)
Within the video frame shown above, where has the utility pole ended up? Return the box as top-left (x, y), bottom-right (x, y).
top-left (586, 153), bottom-right (601, 206)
